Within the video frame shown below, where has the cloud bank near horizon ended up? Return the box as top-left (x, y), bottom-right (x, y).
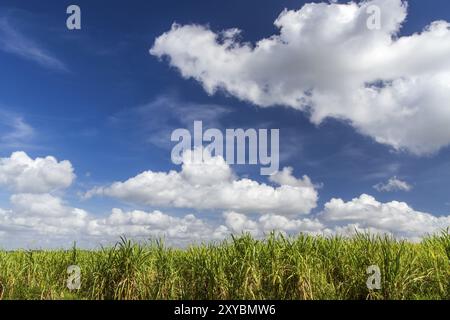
top-left (0, 150), bottom-right (448, 249)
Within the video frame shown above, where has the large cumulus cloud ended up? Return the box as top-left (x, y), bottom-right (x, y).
top-left (150, 0), bottom-right (450, 154)
top-left (85, 149), bottom-right (319, 215)
top-left (0, 151), bottom-right (75, 193)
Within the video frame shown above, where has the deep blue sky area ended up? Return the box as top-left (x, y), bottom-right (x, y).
top-left (0, 0), bottom-right (449, 217)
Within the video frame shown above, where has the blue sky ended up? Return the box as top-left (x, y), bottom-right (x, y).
top-left (0, 0), bottom-right (449, 248)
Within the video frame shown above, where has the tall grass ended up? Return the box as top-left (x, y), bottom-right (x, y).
top-left (0, 232), bottom-right (448, 300)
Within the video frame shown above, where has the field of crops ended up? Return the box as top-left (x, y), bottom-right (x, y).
top-left (0, 232), bottom-right (449, 300)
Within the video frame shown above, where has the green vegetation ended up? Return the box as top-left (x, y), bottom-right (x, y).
top-left (0, 232), bottom-right (449, 300)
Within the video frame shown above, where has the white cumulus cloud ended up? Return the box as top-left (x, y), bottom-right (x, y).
top-left (0, 193), bottom-right (89, 246)
top-left (85, 148), bottom-right (318, 215)
top-left (0, 195), bottom-right (228, 248)
top-left (320, 194), bottom-right (450, 241)
top-left (0, 191), bottom-right (448, 248)
top-left (223, 211), bottom-right (325, 237)
top-left (0, 152), bottom-right (448, 248)
top-left (0, 151), bottom-right (75, 193)
top-left (87, 208), bottom-right (228, 243)
top-left (150, 0), bottom-right (450, 155)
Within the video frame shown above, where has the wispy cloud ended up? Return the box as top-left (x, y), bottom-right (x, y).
top-left (0, 15), bottom-right (67, 71)
top-left (109, 94), bottom-right (231, 150)
top-left (373, 177), bottom-right (412, 193)
top-left (0, 109), bottom-right (35, 148)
